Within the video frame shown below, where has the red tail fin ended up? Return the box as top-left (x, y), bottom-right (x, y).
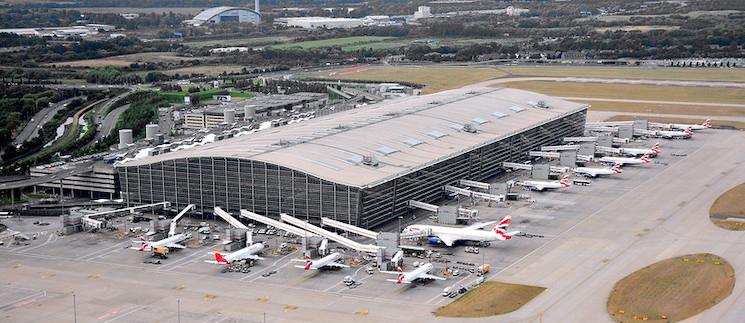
top-left (215, 252), bottom-right (229, 264)
top-left (494, 228), bottom-right (513, 240)
top-left (497, 215), bottom-right (511, 229)
top-left (138, 243), bottom-right (149, 252)
top-left (396, 274), bottom-right (405, 284)
top-left (304, 261), bottom-right (312, 270)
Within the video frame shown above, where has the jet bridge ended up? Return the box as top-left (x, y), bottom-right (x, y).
top-left (169, 204), bottom-right (195, 237)
top-left (280, 213), bottom-right (381, 254)
top-left (408, 200), bottom-right (440, 213)
top-left (596, 146), bottom-right (621, 155)
top-left (443, 185), bottom-right (504, 202)
top-left (502, 162), bottom-right (570, 174)
top-left (321, 217), bottom-right (378, 240)
top-left (239, 209), bottom-right (317, 238)
top-left (564, 137), bottom-right (629, 144)
top-left (540, 145), bottom-right (580, 151)
top-left (458, 179), bottom-right (490, 191)
top-left (213, 207), bottom-right (248, 229)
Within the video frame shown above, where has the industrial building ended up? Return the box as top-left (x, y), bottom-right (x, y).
top-left (117, 87), bottom-right (587, 229)
top-left (274, 17), bottom-right (364, 29)
top-left (30, 162), bottom-right (119, 198)
top-left (182, 93), bottom-right (328, 129)
top-left (185, 5), bottom-right (261, 26)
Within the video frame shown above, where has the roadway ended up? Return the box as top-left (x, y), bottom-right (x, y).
top-left (0, 161), bottom-right (94, 191)
top-left (12, 97), bottom-right (81, 146)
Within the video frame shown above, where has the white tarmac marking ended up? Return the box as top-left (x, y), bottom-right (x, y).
top-left (102, 305), bottom-right (147, 323)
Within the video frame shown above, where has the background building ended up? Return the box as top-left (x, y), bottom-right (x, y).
top-left (117, 88), bottom-right (587, 229)
top-left (274, 17), bottom-right (364, 29)
top-left (185, 6), bottom-right (261, 26)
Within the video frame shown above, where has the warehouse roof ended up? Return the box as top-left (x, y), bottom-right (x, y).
top-left (192, 7), bottom-right (261, 21)
top-left (118, 87), bottom-right (587, 188)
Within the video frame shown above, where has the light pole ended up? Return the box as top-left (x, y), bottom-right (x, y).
top-left (177, 299), bottom-right (181, 323)
top-left (72, 292), bottom-right (77, 323)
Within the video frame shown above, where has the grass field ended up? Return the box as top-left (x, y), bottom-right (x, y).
top-left (271, 36), bottom-right (396, 51)
top-left (182, 36), bottom-right (293, 48)
top-left (607, 253), bottom-right (734, 322)
top-left (436, 281), bottom-right (545, 317)
top-left (576, 100), bottom-right (745, 117)
top-left (320, 66), bottom-right (507, 94)
top-left (501, 66), bottom-right (745, 83)
top-left (501, 81), bottom-right (745, 105)
top-left (606, 115), bottom-right (745, 130)
top-left (709, 183), bottom-right (745, 231)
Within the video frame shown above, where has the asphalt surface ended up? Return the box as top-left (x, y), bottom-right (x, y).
top-left (13, 97), bottom-right (80, 146)
top-left (1, 130), bottom-right (743, 322)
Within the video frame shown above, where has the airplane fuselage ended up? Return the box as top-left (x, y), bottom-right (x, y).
top-left (598, 156), bottom-right (648, 166)
top-left (573, 167), bottom-right (619, 177)
top-left (401, 263), bottom-right (435, 284)
top-left (405, 224), bottom-right (499, 244)
top-left (223, 243), bottom-right (264, 263)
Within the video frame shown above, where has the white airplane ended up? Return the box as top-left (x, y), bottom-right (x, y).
top-left (402, 216), bottom-right (519, 247)
top-left (620, 143), bottom-right (661, 157)
top-left (657, 128), bottom-right (693, 139)
top-left (573, 163), bottom-right (622, 178)
top-left (205, 242), bottom-right (265, 264)
top-left (515, 174), bottom-right (571, 191)
top-left (131, 233), bottom-right (189, 252)
top-left (293, 252), bottom-right (349, 271)
top-left (598, 152), bottom-right (652, 166)
top-left (381, 263), bottom-right (446, 285)
top-left (664, 119), bottom-right (712, 131)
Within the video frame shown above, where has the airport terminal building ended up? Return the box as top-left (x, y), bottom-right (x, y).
top-left (117, 88), bottom-right (587, 229)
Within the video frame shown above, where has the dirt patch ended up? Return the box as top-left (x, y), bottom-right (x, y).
top-left (606, 115), bottom-right (745, 130)
top-left (436, 281), bottom-right (545, 317)
top-left (53, 52), bottom-right (205, 68)
top-left (709, 183), bottom-right (745, 230)
top-left (607, 253), bottom-right (735, 322)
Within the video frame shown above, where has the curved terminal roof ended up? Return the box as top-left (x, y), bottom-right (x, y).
top-left (193, 7), bottom-right (261, 21)
top-left (118, 87), bottom-right (587, 188)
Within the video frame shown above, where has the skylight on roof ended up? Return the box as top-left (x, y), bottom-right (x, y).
top-left (376, 145), bottom-right (400, 156)
top-left (471, 117), bottom-right (489, 125)
top-left (427, 131), bottom-right (448, 139)
top-left (403, 138), bottom-right (424, 147)
top-left (510, 106), bottom-right (526, 113)
top-left (347, 154), bottom-right (364, 164)
top-left (449, 124), bottom-right (464, 131)
top-left (491, 111), bottom-right (507, 118)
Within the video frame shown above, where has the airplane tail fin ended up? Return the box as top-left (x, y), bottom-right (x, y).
top-left (641, 153), bottom-right (652, 164)
top-left (704, 118), bottom-right (712, 128)
top-left (685, 127), bottom-right (694, 136)
top-left (494, 228), bottom-right (520, 240)
top-left (611, 163), bottom-right (623, 173)
top-left (560, 174), bottom-right (571, 187)
top-left (214, 252), bottom-right (229, 264)
top-left (304, 261), bottom-right (313, 270)
top-left (496, 215), bottom-right (511, 230)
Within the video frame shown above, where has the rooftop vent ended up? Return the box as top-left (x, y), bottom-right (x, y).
top-left (491, 111), bottom-right (507, 118)
top-left (376, 145), bottom-right (400, 156)
top-left (463, 123), bottom-right (478, 133)
top-left (427, 131), bottom-right (448, 139)
top-left (535, 100), bottom-right (549, 109)
top-left (362, 154), bottom-right (379, 167)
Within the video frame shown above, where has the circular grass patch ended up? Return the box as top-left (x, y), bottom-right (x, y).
top-left (608, 253), bottom-right (734, 322)
top-left (710, 183), bottom-right (745, 230)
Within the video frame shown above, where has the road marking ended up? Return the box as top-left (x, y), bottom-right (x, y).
top-left (0, 290), bottom-right (46, 311)
top-left (102, 305), bottom-right (147, 323)
top-left (75, 240), bottom-right (131, 260)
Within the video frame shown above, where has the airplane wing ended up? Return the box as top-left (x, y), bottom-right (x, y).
top-left (164, 243), bottom-right (186, 249)
top-left (420, 273), bottom-right (446, 281)
top-left (464, 221), bottom-right (497, 231)
top-left (324, 262), bottom-right (350, 268)
top-left (238, 254), bottom-right (264, 261)
top-left (437, 234), bottom-right (456, 247)
top-left (386, 279), bottom-right (412, 284)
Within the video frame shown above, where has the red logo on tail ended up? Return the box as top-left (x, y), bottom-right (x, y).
top-left (215, 253), bottom-right (228, 264)
top-left (304, 261), bottom-right (313, 270)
